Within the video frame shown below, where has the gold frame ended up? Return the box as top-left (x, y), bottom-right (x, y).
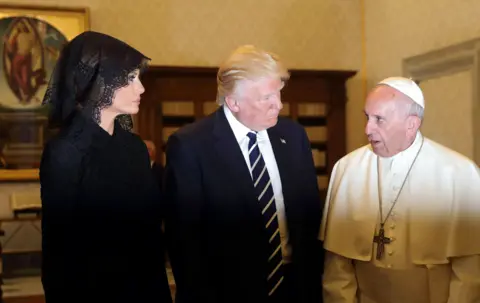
top-left (0, 4), bottom-right (90, 181)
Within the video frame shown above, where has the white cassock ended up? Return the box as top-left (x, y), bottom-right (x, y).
top-left (319, 131), bottom-right (480, 303)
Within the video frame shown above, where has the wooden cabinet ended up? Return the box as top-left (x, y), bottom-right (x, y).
top-left (136, 66), bottom-right (356, 199)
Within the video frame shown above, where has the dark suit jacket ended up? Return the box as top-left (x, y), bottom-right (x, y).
top-left (165, 108), bottom-right (324, 303)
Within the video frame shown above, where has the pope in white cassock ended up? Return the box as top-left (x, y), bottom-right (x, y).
top-left (319, 77), bottom-right (480, 303)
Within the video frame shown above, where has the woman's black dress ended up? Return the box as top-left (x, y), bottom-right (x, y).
top-left (40, 113), bottom-right (171, 302)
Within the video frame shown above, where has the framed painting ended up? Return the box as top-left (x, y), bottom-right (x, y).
top-left (0, 4), bottom-right (90, 181)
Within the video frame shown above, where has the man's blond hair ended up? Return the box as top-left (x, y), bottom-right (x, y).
top-left (216, 45), bottom-right (290, 105)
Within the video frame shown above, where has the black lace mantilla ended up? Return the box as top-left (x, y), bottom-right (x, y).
top-left (42, 31), bottom-right (150, 131)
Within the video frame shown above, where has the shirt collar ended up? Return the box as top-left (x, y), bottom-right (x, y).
top-left (392, 131), bottom-right (423, 159)
top-left (223, 105), bottom-right (268, 143)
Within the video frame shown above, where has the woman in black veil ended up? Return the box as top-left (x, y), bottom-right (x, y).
top-left (39, 31), bottom-right (172, 302)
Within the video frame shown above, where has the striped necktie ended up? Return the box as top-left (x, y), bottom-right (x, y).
top-left (247, 131), bottom-right (284, 297)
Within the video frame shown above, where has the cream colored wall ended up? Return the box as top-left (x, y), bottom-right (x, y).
top-left (361, 0), bottom-right (480, 157)
top-left (365, 0), bottom-right (480, 80)
top-left (10, 0), bottom-right (361, 69)
top-left (419, 72), bottom-right (474, 159)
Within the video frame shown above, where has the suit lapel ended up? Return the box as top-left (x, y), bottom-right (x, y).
top-left (213, 108), bottom-right (260, 207)
top-left (212, 109), bottom-right (295, 220)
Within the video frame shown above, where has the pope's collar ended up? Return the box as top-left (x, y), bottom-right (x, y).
top-left (378, 131), bottom-right (423, 161)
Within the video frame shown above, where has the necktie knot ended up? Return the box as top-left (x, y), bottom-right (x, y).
top-left (247, 131), bottom-right (257, 142)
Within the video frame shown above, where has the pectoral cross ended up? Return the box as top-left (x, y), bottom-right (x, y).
top-left (373, 226), bottom-right (391, 260)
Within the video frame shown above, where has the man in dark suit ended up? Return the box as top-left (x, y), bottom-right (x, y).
top-left (164, 45), bottom-right (324, 303)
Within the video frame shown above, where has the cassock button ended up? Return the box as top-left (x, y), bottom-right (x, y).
top-left (390, 223), bottom-right (396, 229)
top-left (387, 264), bottom-right (392, 268)
top-left (388, 251), bottom-right (394, 256)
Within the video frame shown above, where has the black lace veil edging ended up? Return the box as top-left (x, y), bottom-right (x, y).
top-left (42, 31), bottom-right (150, 131)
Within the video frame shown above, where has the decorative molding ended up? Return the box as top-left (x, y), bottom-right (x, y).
top-left (0, 169), bottom-right (39, 182)
top-left (403, 38), bottom-right (480, 164)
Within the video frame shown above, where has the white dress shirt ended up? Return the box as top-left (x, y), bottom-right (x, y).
top-left (223, 105), bottom-right (291, 262)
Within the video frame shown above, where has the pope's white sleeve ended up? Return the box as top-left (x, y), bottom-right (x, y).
top-left (323, 251), bottom-right (358, 303)
top-left (447, 254), bottom-right (480, 303)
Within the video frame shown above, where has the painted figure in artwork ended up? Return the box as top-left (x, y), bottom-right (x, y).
top-left (3, 17), bottom-right (46, 104)
top-left (0, 16), bottom-right (68, 169)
